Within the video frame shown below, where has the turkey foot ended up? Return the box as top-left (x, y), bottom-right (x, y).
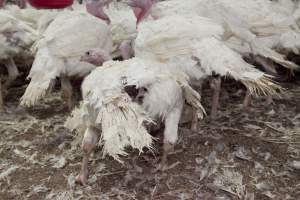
top-left (190, 109), bottom-right (199, 131)
top-left (210, 76), bottom-right (221, 119)
top-left (61, 76), bottom-right (75, 111)
top-left (0, 79), bottom-right (4, 112)
top-left (266, 95), bottom-right (274, 105)
top-left (76, 127), bottom-right (99, 185)
top-left (75, 155), bottom-right (89, 185)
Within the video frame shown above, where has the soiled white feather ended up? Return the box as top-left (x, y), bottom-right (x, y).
top-left (69, 57), bottom-right (204, 161)
top-left (192, 37), bottom-right (281, 96)
top-left (79, 59), bottom-right (155, 161)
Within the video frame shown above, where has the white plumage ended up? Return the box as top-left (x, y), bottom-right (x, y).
top-left (132, 0), bottom-right (298, 69)
top-left (135, 15), bottom-right (224, 61)
top-left (69, 57), bottom-right (204, 160)
top-left (0, 9), bottom-right (38, 60)
top-left (103, 1), bottom-right (137, 57)
top-left (135, 15), bottom-right (280, 95)
top-left (4, 5), bottom-right (59, 32)
top-left (213, 0), bottom-right (300, 56)
top-left (0, 8), bottom-right (39, 110)
top-left (193, 37), bottom-right (280, 95)
top-left (66, 56), bottom-right (204, 184)
top-left (20, 11), bottom-right (113, 107)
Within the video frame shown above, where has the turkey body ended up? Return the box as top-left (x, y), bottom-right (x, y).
top-left (134, 14), bottom-right (283, 121)
top-left (80, 57), bottom-right (189, 153)
top-left (135, 15), bottom-right (280, 96)
top-left (0, 9), bottom-right (38, 110)
top-left (133, 0), bottom-right (299, 68)
top-left (68, 57), bottom-right (204, 185)
top-left (20, 11), bottom-right (113, 109)
top-left (0, 9), bottom-right (37, 62)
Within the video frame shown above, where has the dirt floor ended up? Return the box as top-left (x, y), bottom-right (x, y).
top-left (0, 78), bottom-right (299, 200)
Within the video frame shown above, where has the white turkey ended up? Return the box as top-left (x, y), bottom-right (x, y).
top-left (5, 5), bottom-right (61, 34)
top-left (128, 0), bottom-right (297, 118)
top-left (0, 7), bottom-right (38, 110)
top-left (211, 0), bottom-right (300, 57)
top-left (133, 14), bottom-right (282, 129)
top-left (20, 8), bottom-right (113, 110)
top-left (85, 0), bottom-right (137, 59)
top-left (66, 50), bottom-right (204, 185)
top-left (128, 0), bottom-right (298, 68)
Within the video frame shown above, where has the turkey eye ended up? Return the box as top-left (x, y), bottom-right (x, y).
top-left (86, 51), bottom-right (90, 56)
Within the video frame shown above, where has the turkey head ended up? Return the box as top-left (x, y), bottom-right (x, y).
top-left (80, 48), bottom-right (112, 66)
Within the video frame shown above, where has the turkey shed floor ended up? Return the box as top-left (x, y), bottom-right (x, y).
top-left (0, 79), bottom-right (300, 200)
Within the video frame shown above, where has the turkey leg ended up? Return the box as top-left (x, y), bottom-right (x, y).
top-left (61, 76), bottom-right (74, 111)
top-left (191, 80), bottom-right (204, 131)
top-left (266, 95), bottom-right (273, 105)
top-left (191, 109), bottom-right (199, 131)
top-left (3, 58), bottom-right (19, 89)
top-left (158, 142), bottom-right (175, 171)
top-left (210, 76), bottom-right (221, 119)
top-left (243, 89), bottom-right (252, 109)
top-left (0, 78), bottom-right (4, 111)
top-left (158, 104), bottom-right (182, 171)
top-left (76, 127), bottom-right (99, 185)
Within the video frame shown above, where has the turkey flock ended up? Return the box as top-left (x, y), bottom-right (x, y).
top-left (0, 0), bottom-right (299, 186)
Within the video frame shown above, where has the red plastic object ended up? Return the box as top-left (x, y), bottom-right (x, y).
top-left (27, 0), bottom-right (74, 9)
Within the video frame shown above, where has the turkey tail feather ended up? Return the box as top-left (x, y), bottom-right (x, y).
top-left (65, 106), bottom-right (86, 132)
top-left (181, 83), bottom-right (206, 119)
top-left (193, 37), bottom-right (282, 96)
top-left (250, 40), bottom-right (299, 70)
top-left (20, 78), bottom-right (54, 107)
top-left (20, 47), bottom-right (62, 107)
